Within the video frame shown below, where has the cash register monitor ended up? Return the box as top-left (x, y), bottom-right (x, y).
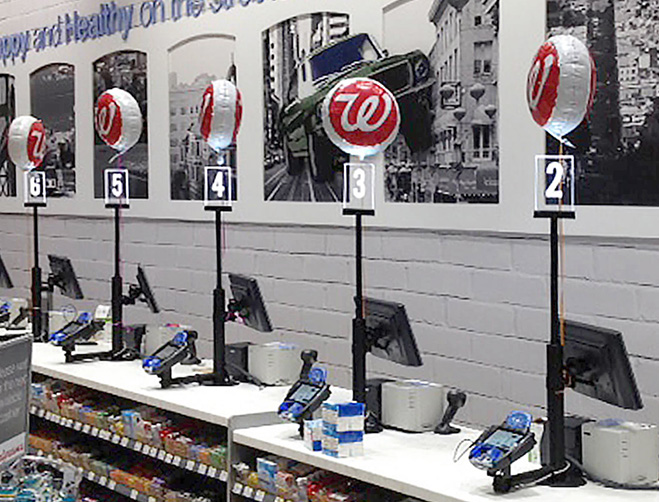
top-left (361, 297), bottom-right (422, 367)
top-left (47, 255), bottom-right (83, 300)
top-left (228, 274), bottom-right (273, 333)
top-left (563, 320), bottom-right (642, 410)
top-left (137, 265), bottom-right (160, 314)
top-left (0, 253), bottom-right (13, 289)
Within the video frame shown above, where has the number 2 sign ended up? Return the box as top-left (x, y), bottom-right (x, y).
top-left (343, 163), bottom-right (375, 213)
top-left (204, 166), bottom-right (233, 208)
top-left (104, 169), bottom-right (129, 208)
top-left (535, 155), bottom-right (575, 214)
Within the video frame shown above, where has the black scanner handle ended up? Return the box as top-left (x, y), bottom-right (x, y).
top-left (435, 389), bottom-right (467, 435)
top-left (300, 350), bottom-right (318, 380)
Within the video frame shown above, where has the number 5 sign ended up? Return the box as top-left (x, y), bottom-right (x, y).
top-left (205, 166), bottom-right (233, 208)
top-left (104, 169), bottom-right (129, 208)
top-left (24, 170), bottom-right (47, 207)
top-left (535, 155), bottom-right (575, 214)
top-left (343, 163), bottom-right (375, 214)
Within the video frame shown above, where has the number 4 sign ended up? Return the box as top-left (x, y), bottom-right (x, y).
top-left (24, 170), bottom-right (47, 207)
top-left (343, 163), bottom-right (375, 213)
top-left (205, 166), bottom-right (233, 208)
top-left (104, 169), bottom-right (129, 208)
top-left (535, 155), bottom-right (575, 214)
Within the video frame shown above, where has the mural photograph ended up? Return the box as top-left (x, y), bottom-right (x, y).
top-left (384, 0), bottom-right (499, 204)
top-left (0, 74), bottom-right (16, 198)
top-left (263, 12), bottom-right (351, 202)
top-left (169, 36), bottom-right (238, 201)
top-left (548, 0), bottom-right (659, 205)
top-left (93, 50), bottom-right (149, 199)
top-left (30, 64), bottom-right (76, 198)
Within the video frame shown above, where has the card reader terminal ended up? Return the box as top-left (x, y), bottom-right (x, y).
top-left (142, 330), bottom-right (201, 386)
top-left (469, 411), bottom-right (536, 475)
top-left (0, 301), bottom-right (10, 324)
top-left (50, 312), bottom-right (104, 351)
top-left (279, 360), bottom-right (331, 430)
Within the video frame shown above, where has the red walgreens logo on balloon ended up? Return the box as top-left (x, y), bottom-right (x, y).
top-left (324, 78), bottom-right (400, 152)
top-left (96, 93), bottom-right (123, 147)
top-left (527, 41), bottom-right (560, 127)
top-left (27, 121), bottom-right (46, 167)
top-left (199, 82), bottom-right (243, 147)
top-left (199, 85), bottom-right (215, 143)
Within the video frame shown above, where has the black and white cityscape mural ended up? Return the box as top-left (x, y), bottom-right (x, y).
top-left (30, 64), bottom-right (76, 198)
top-left (549, 0), bottom-right (659, 205)
top-left (263, 12), bottom-right (350, 202)
top-left (93, 50), bottom-right (149, 199)
top-left (0, 74), bottom-right (16, 198)
top-left (169, 36), bottom-right (237, 201)
top-left (383, 0), bottom-right (499, 204)
top-left (261, 1), bottom-right (499, 204)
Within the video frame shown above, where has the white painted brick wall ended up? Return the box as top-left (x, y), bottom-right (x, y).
top-left (3, 213), bottom-right (659, 429)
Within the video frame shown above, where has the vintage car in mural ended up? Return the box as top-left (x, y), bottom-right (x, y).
top-left (280, 33), bottom-right (435, 182)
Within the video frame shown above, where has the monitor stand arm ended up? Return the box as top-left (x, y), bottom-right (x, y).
top-left (121, 283), bottom-right (143, 306)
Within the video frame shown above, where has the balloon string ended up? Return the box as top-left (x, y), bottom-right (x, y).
top-left (117, 155), bottom-right (125, 279)
top-left (558, 141), bottom-right (566, 347)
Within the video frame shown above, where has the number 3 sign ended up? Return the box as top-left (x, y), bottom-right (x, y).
top-left (535, 155), bottom-right (575, 214)
top-left (205, 166), bottom-right (233, 208)
top-left (104, 169), bottom-right (129, 208)
top-left (343, 163), bottom-right (375, 213)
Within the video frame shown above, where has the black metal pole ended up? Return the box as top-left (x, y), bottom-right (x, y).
top-left (111, 206), bottom-right (123, 355)
top-left (353, 213), bottom-right (367, 404)
top-left (31, 207), bottom-right (43, 342)
top-left (212, 209), bottom-right (228, 385)
top-left (547, 215), bottom-right (566, 469)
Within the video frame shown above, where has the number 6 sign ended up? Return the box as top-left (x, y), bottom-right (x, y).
top-left (104, 169), bottom-right (129, 208)
top-left (535, 155), bottom-right (575, 214)
top-left (24, 170), bottom-right (47, 207)
top-left (343, 163), bottom-right (375, 213)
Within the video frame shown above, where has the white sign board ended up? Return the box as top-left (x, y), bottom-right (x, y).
top-left (23, 170), bottom-right (47, 207)
top-left (204, 166), bottom-right (233, 208)
top-left (343, 163), bottom-right (375, 213)
top-left (104, 169), bottom-right (130, 208)
top-left (535, 155), bottom-right (575, 214)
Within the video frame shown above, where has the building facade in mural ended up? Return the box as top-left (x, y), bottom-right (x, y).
top-left (31, 64), bottom-right (76, 198)
top-left (385, 0), bottom-right (499, 204)
top-left (169, 34), bottom-right (238, 201)
top-left (263, 12), bottom-right (350, 202)
top-left (0, 74), bottom-right (16, 198)
top-left (548, 0), bottom-right (659, 205)
top-left (93, 51), bottom-right (149, 199)
top-left (169, 72), bottom-right (237, 200)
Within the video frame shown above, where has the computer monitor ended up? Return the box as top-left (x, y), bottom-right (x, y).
top-left (47, 255), bottom-right (83, 300)
top-left (136, 265), bottom-right (160, 314)
top-left (563, 320), bottom-right (643, 410)
top-left (228, 274), bottom-right (273, 333)
top-left (0, 253), bottom-right (13, 289)
top-left (361, 297), bottom-right (422, 367)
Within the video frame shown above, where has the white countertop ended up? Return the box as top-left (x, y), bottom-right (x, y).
top-left (234, 423), bottom-right (656, 502)
top-left (30, 342), bottom-right (351, 429)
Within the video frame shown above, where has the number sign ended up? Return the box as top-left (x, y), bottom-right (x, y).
top-left (24, 170), bottom-right (46, 207)
top-left (204, 166), bottom-right (233, 208)
top-left (535, 155), bottom-right (575, 214)
top-left (343, 163), bottom-right (375, 213)
top-left (104, 169), bottom-right (129, 208)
